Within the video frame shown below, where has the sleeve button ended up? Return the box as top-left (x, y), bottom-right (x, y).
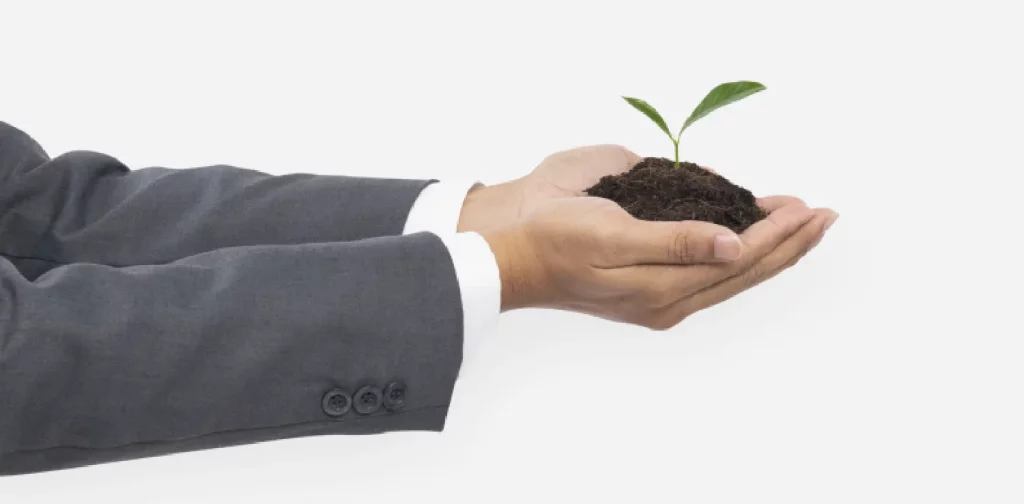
top-left (321, 389), bottom-right (352, 417)
top-left (383, 381), bottom-right (407, 412)
top-left (353, 385), bottom-right (383, 415)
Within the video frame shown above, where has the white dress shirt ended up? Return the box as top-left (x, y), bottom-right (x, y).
top-left (402, 180), bottom-right (502, 366)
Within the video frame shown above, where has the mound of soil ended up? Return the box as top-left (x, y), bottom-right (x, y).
top-left (584, 157), bottom-right (766, 233)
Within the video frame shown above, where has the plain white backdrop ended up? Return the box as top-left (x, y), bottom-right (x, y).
top-left (2, 0), bottom-right (1022, 502)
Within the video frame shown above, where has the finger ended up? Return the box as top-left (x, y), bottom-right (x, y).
top-left (606, 202), bottom-right (816, 300)
top-left (808, 210), bottom-right (839, 250)
top-left (547, 144), bottom-right (641, 174)
top-left (602, 218), bottom-right (744, 266)
top-left (578, 144), bottom-right (641, 167)
top-left (588, 144), bottom-right (642, 173)
top-left (662, 208), bottom-right (835, 320)
top-left (757, 195), bottom-right (806, 213)
top-left (617, 145), bottom-right (643, 169)
top-left (736, 201), bottom-right (815, 256)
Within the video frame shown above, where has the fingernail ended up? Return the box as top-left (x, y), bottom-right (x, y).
top-left (824, 211), bottom-right (839, 231)
top-left (713, 234), bottom-right (742, 261)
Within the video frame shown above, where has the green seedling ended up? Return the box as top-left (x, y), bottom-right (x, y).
top-left (623, 81), bottom-right (766, 168)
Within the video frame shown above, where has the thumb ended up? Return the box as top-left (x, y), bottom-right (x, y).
top-left (608, 219), bottom-right (743, 265)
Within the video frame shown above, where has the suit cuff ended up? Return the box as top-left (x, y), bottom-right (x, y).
top-left (404, 180), bottom-right (500, 368)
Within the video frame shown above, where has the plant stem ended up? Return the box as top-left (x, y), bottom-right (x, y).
top-left (673, 139), bottom-right (680, 168)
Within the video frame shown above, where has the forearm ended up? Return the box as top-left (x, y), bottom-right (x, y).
top-left (2, 150), bottom-right (432, 264)
top-left (0, 232), bottom-right (464, 475)
top-left (0, 122), bottom-right (434, 267)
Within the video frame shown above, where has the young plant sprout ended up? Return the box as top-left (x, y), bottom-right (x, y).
top-left (623, 81), bottom-right (766, 168)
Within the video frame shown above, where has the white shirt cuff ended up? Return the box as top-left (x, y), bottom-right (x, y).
top-left (403, 180), bottom-right (501, 368)
top-left (436, 232), bottom-right (501, 363)
top-left (403, 179), bottom-right (481, 236)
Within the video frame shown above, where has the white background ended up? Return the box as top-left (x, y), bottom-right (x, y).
top-left (2, 0), bottom-right (1023, 502)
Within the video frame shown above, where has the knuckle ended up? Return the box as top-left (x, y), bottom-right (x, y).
top-left (596, 143), bottom-right (634, 155)
top-left (784, 196), bottom-right (807, 208)
top-left (723, 255), bottom-right (754, 277)
top-left (643, 282), bottom-right (676, 307)
top-left (541, 146), bottom-right (573, 163)
top-left (813, 220), bottom-right (829, 247)
top-left (742, 266), bottom-right (765, 289)
top-left (784, 256), bottom-right (802, 271)
top-left (598, 225), bottom-right (626, 244)
top-left (789, 221), bottom-right (823, 259)
top-left (645, 317), bottom-right (674, 331)
top-left (611, 144), bottom-right (640, 162)
top-left (592, 230), bottom-right (625, 262)
top-left (784, 249), bottom-right (811, 270)
top-left (669, 233), bottom-right (696, 262)
top-left (799, 239), bottom-right (816, 260)
top-left (646, 310), bottom-right (689, 331)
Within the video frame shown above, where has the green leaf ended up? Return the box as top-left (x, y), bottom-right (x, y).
top-left (622, 96), bottom-right (673, 140)
top-left (678, 81), bottom-right (766, 137)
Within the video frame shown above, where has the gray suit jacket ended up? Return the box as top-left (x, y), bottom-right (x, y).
top-left (0, 122), bottom-right (465, 475)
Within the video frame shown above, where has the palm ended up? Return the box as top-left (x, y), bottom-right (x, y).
top-left (516, 145), bottom-right (641, 216)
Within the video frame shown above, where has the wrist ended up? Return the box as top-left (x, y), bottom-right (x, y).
top-left (479, 225), bottom-right (543, 312)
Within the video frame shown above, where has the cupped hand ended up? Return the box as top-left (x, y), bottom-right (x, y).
top-left (520, 144), bottom-right (641, 200)
top-left (480, 195), bottom-right (836, 329)
top-left (457, 145), bottom-right (641, 234)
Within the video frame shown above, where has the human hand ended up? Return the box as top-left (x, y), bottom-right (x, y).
top-left (457, 145), bottom-right (640, 234)
top-left (480, 195), bottom-right (836, 329)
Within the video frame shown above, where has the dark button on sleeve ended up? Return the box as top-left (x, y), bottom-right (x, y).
top-left (353, 385), bottom-right (383, 415)
top-left (383, 381), bottom-right (407, 412)
top-left (321, 389), bottom-right (352, 417)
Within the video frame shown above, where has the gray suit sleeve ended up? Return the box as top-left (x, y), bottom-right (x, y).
top-left (0, 232), bottom-right (464, 476)
top-left (0, 121), bottom-right (433, 274)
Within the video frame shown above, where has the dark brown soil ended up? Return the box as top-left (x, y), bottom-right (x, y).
top-left (584, 157), bottom-right (766, 233)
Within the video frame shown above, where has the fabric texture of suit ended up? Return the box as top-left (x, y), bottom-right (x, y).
top-left (0, 122), bottom-right (464, 475)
